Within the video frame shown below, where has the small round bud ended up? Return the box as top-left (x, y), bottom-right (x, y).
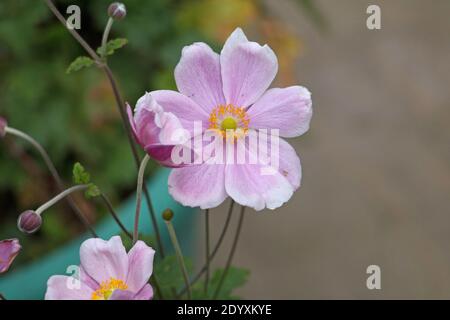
top-left (108, 2), bottom-right (126, 20)
top-left (162, 208), bottom-right (174, 221)
top-left (17, 210), bottom-right (42, 234)
top-left (0, 117), bottom-right (7, 138)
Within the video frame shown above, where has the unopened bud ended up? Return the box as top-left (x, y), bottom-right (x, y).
top-left (17, 210), bottom-right (42, 234)
top-left (162, 208), bottom-right (174, 221)
top-left (108, 2), bottom-right (126, 20)
top-left (0, 117), bottom-right (7, 138)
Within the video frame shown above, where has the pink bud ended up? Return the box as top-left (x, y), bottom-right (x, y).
top-left (17, 210), bottom-right (42, 234)
top-left (108, 2), bottom-right (126, 20)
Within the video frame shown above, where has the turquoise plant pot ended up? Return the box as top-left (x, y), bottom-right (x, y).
top-left (0, 168), bottom-right (198, 300)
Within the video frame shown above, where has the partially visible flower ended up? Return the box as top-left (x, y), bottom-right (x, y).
top-left (128, 28), bottom-right (312, 211)
top-left (0, 239), bottom-right (21, 274)
top-left (45, 236), bottom-right (155, 300)
top-left (17, 210), bottom-right (42, 234)
top-left (0, 117), bottom-right (7, 138)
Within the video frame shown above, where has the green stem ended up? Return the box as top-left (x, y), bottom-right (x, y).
top-left (36, 184), bottom-right (88, 215)
top-left (212, 205), bottom-right (246, 299)
top-left (204, 209), bottom-right (210, 295)
top-left (100, 17), bottom-right (114, 60)
top-left (99, 193), bottom-right (132, 239)
top-left (133, 154), bottom-right (150, 244)
top-left (165, 219), bottom-right (192, 300)
top-left (4, 126), bottom-right (97, 237)
top-left (178, 200), bottom-right (235, 296)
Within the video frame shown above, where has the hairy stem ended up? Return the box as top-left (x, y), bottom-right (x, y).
top-left (43, 0), bottom-right (164, 256)
top-left (100, 17), bottom-right (114, 60)
top-left (36, 185), bottom-right (88, 215)
top-left (178, 200), bottom-right (235, 295)
top-left (5, 126), bottom-right (97, 236)
top-left (212, 205), bottom-right (246, 299)
top-left (165, 219), bottom-right (192, 300)
top-left (133, 154), bottom-right (150, 244)
top-left (99, 193), bottom-right (132, 239)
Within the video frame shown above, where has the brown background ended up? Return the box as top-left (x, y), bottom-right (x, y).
top-left (200, 0), bottom-right (450, 299)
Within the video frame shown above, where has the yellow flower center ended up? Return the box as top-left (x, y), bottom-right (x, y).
top-left (208, 104), bottom-right (249, 139)
top-left (91, 278), bottom-right (128, 300)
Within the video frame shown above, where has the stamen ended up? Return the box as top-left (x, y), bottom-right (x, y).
top-left (208, 104), bottom-right (249, 139)
top-left (91, 278), bottom-right (128, 300)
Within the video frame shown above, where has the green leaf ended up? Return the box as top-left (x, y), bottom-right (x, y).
top-left (154, 255), bottom-right (193, 299)
top-left (72, 162), bottom-right (90, 184)
top-left (97, 38), bottom-right (128, 57)
top-left (85, 183), bottom-right (100, 198)
top-left (66, 56), bottom-right (94, 74)
top-left (192, 267), bottom-right (250, 300)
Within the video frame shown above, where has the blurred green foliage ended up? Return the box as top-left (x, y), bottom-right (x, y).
top-left (0, 0), bottom-right (213, 260)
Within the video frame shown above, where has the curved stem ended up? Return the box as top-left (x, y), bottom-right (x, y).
top-left (43, 0), bottom-right (164, 255)
top-left (5, 126), bottom-right (97, 237)
top-left (204, 209), bottom-right (210, 295)
top-left (212, 205), bottom-right (246, 299)
top-left (99, 193), bottom-right (132, 239)
top-left (178, 200), bottom-right (235, 295)
top-left (165, 219), bottom-right (192, 300)
top-left (133, 154), bottom-right (150, 244)
top-left (100, 18), bottom-right (114, 60)
top-left (36, 185), bottom-right (88, 215)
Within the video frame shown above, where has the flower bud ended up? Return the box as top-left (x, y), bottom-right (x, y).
top-left (108, 2), bottom-right (126, 20)
top-left (0, 117), bottom-right (7, 138)
top-left (162, 208), bottom-right (174, 221)
top-left (17, 210), bottom-right (42, 234)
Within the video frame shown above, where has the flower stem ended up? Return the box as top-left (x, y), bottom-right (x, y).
top-left (133, 154), bottom-right (150, 244)
top-left (99, 193), bottom-right (132, 239)
top-left (100, 17), bottom-right (114, 60)
top-left (165, 219), bottom-right (192, 300)
top-left (4, 126), bottom-right (97, 237)
top-left (36, 185), bottom-right (88, 215)
top-left (204, 209), bottom-right (210, 295)
top-left (212, 205), bottom-right (246, 299)
top-left (43, 0), bottom-right (165, 256)
top-left (178, 200), bottom-right (235, 296)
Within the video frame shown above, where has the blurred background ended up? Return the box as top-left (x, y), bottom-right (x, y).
top-left (1, 0), bottom-right (450, 299)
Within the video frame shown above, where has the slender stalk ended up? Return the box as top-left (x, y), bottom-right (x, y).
top-left (165, 219), bottom-right (192, 300)
top-left (36, 185), bottom-right (88, 215)
top-left (43, 0), bottom-right (164, 256)
top-left (212, 206), bottom-right (246, 299)
top-left (100, 17), bottom-right (114, 59)
top-left (99, 193), bottom-right (132, 239)
top-left (204, 209), bottom-right (210, 295)
top-left (178, 200), bottom-right (235, 295)
top-left (4, 127), bottom-right (97, 237)
top-left (133, 154), bottom-right (150, 244)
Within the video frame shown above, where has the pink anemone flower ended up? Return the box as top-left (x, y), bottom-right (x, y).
top-left (45, 236), bottom-right (155, 300)
top-left (0, 238), bottom-right (21, 273)
top-left (128, 28), bottom-right (312, 211)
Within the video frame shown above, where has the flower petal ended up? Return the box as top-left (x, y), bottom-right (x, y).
top-left (0, 239), bottom-right (21, 273)
top-left (221, 28), bottom-right (278, 107)
top-left (248, 86), bottom-right (312, 137)
top-left (134, 284), bottom-right (153, 300)
top-left (151, 90), bottom-right (209, 132)
top-left (45, 275), bottom-right (93, 300)
top-left (80, 236), bottom-right (128, 284)
top-left (224, 137), bottom-right (296, 210)
top-left (175, 42), bottom-right (225, 113)
top-left (109, 290), bottom-right (136, 300)
top-left (168, 163), bottom-right (227, 209)
top-left (126, 241), bottom-right (155, 293)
